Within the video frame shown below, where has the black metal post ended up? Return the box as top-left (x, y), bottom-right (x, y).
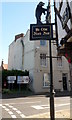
top-left (54, 0), bottom-right (59, 47)
top-left (49, 39), bottom-right (55, 120)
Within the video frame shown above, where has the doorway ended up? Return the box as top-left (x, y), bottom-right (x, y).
top-left (62, 73), bottom-right (68, 90)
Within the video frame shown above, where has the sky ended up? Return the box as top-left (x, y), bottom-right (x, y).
top-left (0, 0), bottom-right (54, 65)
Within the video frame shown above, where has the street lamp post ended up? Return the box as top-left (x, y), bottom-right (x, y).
top-left (49, 39), bottom-right (55, 120)
top-left (30, 0), bottom-right (56, 119)
top-left (46, 0), bottom-right (55, 119)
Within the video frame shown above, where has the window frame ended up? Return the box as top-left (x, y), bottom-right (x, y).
top-left (43, 73), bottom-right (50, 87)
top-left (57, 57), bottom-right (62, 67)
top-left (40, 40), bottom-right (46, 46)
top-left (40, 53), bottom-right (47, 67)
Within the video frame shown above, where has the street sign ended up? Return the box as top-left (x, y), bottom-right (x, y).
top-left (7, 76), bottom-right (16, 81)
top-left (8, 80), bottom-right (15, 84)
top-left (30, 24), bottom-right (56, 40)
top-left (17, 76), bottom-right (29, 84)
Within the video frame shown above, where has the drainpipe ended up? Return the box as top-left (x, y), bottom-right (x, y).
top-left (21, 39), bottom-right (24, 70)
top-left (69, 63), bottom-right (72, 93)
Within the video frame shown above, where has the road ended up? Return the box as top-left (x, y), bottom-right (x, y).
top-left (0, 95), bottom-right (70, 118)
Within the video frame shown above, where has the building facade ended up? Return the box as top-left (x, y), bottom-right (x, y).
top-left (55, 1), bottom-right (72, 118)
top-left (8, 30), bottom-right (70, 93)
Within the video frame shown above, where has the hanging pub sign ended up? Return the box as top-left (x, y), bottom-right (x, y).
top-left (54, 1), bottom-right (72, 43)
top-left (61, 5), bottom-right (71, 29)
top-left (30, 24), bottom-right (56, 40)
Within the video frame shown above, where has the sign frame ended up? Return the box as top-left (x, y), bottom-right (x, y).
top-left (30, 23), bottom-right (56, 40)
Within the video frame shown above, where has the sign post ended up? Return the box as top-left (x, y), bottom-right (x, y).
top-left (17, 76), bottom-right (30, 92)
top-left (49, 36), bottom-right (55, 120)
top-left (7, 76), bottom-right (16, 90)
top-left (30, 24), bottom-right (55, 120)
top-left (30, 1), bottom-right (56, 120)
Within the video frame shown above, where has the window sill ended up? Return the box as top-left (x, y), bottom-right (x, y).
top-left (43, 86), bottom-right (50, 88)
top-left (40, 65), bottom-right (47, 68)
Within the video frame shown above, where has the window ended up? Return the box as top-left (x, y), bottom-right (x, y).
top-left (43, 73), bottom-right (50, 87)
top-left (40, 40), bottom-right (46, 46)
top-left (57, 57), bottom-right (62, 66)
top-left (40, 53), bottom-right (47, 67)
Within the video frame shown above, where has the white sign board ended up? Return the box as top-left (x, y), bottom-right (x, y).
top-left (7, 76), bottom-right (16, 81)
top-left (17, 76), bottom-right (29, 84)
top-left (8, 80), bottom-right (15, 84)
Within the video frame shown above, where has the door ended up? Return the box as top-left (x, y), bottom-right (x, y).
top-left (62, 73), bottom-right (67, 90)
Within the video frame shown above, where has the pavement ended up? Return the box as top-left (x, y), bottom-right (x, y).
top-left (2, 90), bottom-right (70, 99)
top-left (26, 109), bottom-right (70, 119)
top-left (1, 91), bottom-right (71, 119)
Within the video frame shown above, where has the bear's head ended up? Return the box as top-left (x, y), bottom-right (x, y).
top-left (38, 2), bottom-right (45, 6)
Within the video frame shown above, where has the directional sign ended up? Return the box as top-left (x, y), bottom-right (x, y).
top-left (30, 24), bottom-right (56, 40)
top-left (7, 76), bottom-right (16, 81)
top-left (17, 76), bottom-right (29, 84)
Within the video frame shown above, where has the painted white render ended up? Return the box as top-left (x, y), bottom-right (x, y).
top-left (8, 37), bottom-right (23, 70)
top-left (8, 29), bottom-right (70, 93)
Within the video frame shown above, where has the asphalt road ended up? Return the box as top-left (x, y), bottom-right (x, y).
top-left (1, 95), bottom-right (70, 118)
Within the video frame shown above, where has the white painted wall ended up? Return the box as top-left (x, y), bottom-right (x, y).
top-left (23, 30), bottom-right (35, 71)
top-left (8, 29), bottom-right (70, 92)
top-left (8, 37), bottom-right (23, 70)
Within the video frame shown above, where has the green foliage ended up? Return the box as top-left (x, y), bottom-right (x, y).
top-left (2, 89), bottom-right (11, 94)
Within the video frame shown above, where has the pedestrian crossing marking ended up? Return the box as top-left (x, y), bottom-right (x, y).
top-left (32, 105), bottom-right (44, 110)
top-left (11, 115), bottom-right (17, 118)
top-left (16, 110), bottom-right (21, 114)
top-left (12, 107), bottom-right (17, 111)
top-left (5, 108), bottom-right (9, 111)
top-left (20, 114), bottom-right (26, 118)
top-left (2, 103), bottom-right (26, 118)
top-left (8, 111), bottom-right (13, 115)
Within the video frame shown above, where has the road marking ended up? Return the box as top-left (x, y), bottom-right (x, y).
top-left (0, 104), bottom-right (2, 106)
top-left (11, 115), bottom-right (17, 118)
top-left (16, 110), bottom-right (21, 114)
top-left (8, 111), bottom-right (13, 115)
top-left (55, 109), bottom-right (70, 113)
top-left (2, 106), bottom-right (6, 109)
top-left (20, 114), bottom-right (26, 118)
top-left (31, 103), bottom-right (70, 110)
top-left (5, 104), bottom-right (26, 118)
top-left (3, 101), bottom-right (41, 105)
top-left (2, 104), bottom-right (17, 118)
top-left (5, 108), bottom-right (9, 111)
top-left (32, 105), bottom-right (44, 110)
top-left (55, 103), bottom-right (70, 107)
top-left (25, 101), bottom-right (41, 104)
top-left (12, 107), bottom-right (17, 111)
top-left (5, 104), bottom-right (9, 106)
top-left (8, 105), bottom-right (13, 108)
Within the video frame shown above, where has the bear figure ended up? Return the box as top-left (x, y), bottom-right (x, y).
top-left (35, 2), bottom-right (47, 24)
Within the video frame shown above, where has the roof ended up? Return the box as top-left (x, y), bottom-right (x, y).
top-left (3, 64), bottom-right (8, 70)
